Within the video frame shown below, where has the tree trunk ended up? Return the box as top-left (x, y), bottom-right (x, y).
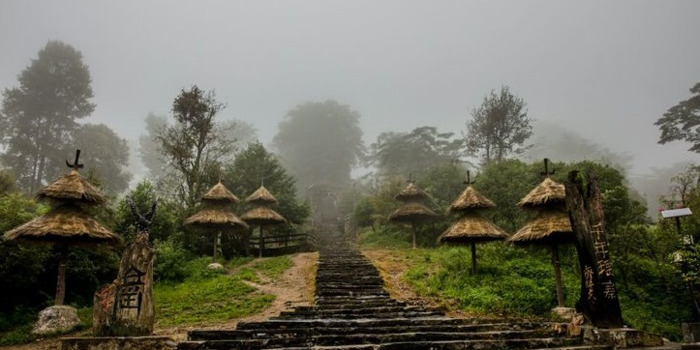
top-left (551, 244), bottom-right (565, 307)
top-left (565, 170), bottom-right (623, 328)
top-left (54, 244), bottom-right (68, 305)
top-left (471, 241), bottom-right (477, 274)
top-left (111, 232), bottom-right (155, 336)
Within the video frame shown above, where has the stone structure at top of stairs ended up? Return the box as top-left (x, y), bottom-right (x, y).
top-left (177, 220), bottom-right (670, 350)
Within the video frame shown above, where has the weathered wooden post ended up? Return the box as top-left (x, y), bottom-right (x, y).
top-left (564, 170), bottom-right (623, 328)
top-left (93, 199), bottom-right (157, 336)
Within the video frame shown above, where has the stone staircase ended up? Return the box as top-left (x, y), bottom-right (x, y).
top-left (178, 225), bottom-right (611, 350)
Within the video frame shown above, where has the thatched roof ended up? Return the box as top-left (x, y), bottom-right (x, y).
top-left (389, 202), bottom-right (438, 223)
top-left (518, 177), bottom-right (566, 209)
top-left (438, 212), bottom-right (508, 243)
top-left (450, 185), bottom-right (496, 212)
top-left (184, 209), bottom-right (249, 230)
top-left (508, 209), bottom-right (574, 246)
top-left (395, 182), bottom-right (430, 202)
top-left (201, 182), bottom-right (239, 203)
top-left (245, 185), bottom-right (278, 206)
top-left (4, 204), bottom-right (119, 244)
top-left (241, 207), bottom-right (287, 226)
top-left (37, 170), bottom-right (105, 205)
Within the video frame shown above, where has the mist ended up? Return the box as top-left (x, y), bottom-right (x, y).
top-left (1, 0), bottom-right (699, 208)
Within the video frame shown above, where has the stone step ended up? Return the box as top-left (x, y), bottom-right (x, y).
top-left (178, 336), bottom-right (584, 350)
top-left (235, 318), bottom-right (548, 330)
top-left (188, 323), bottom-right (536, 340)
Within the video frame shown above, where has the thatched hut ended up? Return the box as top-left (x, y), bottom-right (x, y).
top-left (438, 177), bottom-right (507, 273)
top-left (508, 158), bottom-right (574, 307)
top-left (389, 180), bottom-right (438, 249)
top-left (241, 185), bottom-right (287, 257)
top-left (184, 182), bottom-right (248, 261)
top-left (3, 150), bottom-right (119, 306)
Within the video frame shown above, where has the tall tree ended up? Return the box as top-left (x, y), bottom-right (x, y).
top-left (73, 123), bottom-right (132, 194)
top-left (139, 113), bottom-right (168, 179)
top-left (465, 86), bottom-right (532, 165)
top-left (272, 100), bottom-right (364, 193)
top-left (0, 41), bottom-right (95, 193)
top-left (156, 86), bottom-right (234, 210)
top-left (367, 126), bottom-right (465, 178)
top-left (655, 82), bottom-right (700, 152)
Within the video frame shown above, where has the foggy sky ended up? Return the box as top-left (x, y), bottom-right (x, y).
top-left (1, 0), bottom-right (700, 178)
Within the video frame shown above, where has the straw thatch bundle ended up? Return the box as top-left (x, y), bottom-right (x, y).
top-left (518, 177), bottom-right (566, 209)
top-left (184, 209), bottom-right (249, 230)
top-left (450, 186), bottom-right (496, 212)
top-left (389, 202), bottom-right (438, 223)
top-left (508, 209), bottom-right (574, 246)
top-left (438, 212), bottom-right (508, 243)
top-left (241, 206), bottom-right (287, 226)
top-left (245, 185), bottom-right (278, 206)
top-left (37, 170), bottom-right (105, 205)
top-left (5, 204), bottom-right (120, 244)
top-left (201, 182), bottom-right (239, 203)
top-left (395, 182), bottom-right (430, 202)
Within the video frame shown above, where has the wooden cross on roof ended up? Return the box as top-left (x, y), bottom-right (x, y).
top-left (66, 149), bottom-right (84, 170)
top-left (464, 170), bottom-right (475, 185)
top-left (540, 158), bottom-right (555, 178)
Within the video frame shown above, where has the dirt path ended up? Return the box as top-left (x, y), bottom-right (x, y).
top-left (2, 252), bottom-right (318, 350)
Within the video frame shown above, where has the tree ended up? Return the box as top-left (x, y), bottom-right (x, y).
top-left (272, 100), bottom-right (364, 194)
top-left (655, 82), bottom-right (700, 152)
top-left (156, 86), bottom-right (234, 210)
top-left (366, 126), bottom-right (465, 178)
top-left (139, 113), bottom-right (168, 179)
top-left (465, 86), bottom-right (532, 165)
top-left (113, 180), bottom-right (178, 243)
top-left (73, 123), bottom-right (132, 194)
top-left (0, 41), bottom-right (95, 193)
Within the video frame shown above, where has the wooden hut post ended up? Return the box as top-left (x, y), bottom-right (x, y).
top-left (55, 244), bottom-right (68, 305)
top-left (550, 244), bottom-right (565, 307)
top-left (471, 241), bottom-right (477, 274)
top-left (412, 222), bottom-right (417, 249)
top-left (259, 227), bottom-right (264, 258)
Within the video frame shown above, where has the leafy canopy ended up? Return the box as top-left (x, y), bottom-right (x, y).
top-left (0, 41), bottom-right (96, 193)
top-left (465, 86), bottom-right (533, 165)
top-left (655, 82), bottom-right (700, 152)
top-left (273, 100), bottom-right (364, 193)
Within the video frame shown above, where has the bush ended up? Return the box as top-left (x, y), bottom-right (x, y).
top-left (153, 237), bottom-right (192, 283)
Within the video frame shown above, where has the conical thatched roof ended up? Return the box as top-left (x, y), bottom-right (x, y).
top-left (184, 209), bottom-right (249, 230)
top-left (395, 182), bottom-right (430, 202)
top-left (37, 170), bottom-right (106, 205)
top-left (438, 212), bottom-right (508, 243)
top-left (389, 202), bottom-right (438, 223)
top-left (518, 177), bottom-right (566, 209)
top-left (245, 186), bottom-right (278, 206)
top-left (508, 209), bottom-right (574, 246)
top-left (241, 207), bottom-right (287, 226)
top-left (201, 182), bottom-right (239, 203)
top-left (450, 185), bottom-right (496, 212)
top-left (4, 204), bottom-right (120, 244)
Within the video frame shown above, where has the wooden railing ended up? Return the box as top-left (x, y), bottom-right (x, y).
top-left (249, 232), bottom-right (310, 257)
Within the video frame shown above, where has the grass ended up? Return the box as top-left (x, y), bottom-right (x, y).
top-left (155, 274), bottom-right (275, 327)
top-left (250, 256), bottom-right (294, 280)
top-left (154, 255), bottom-right (294, 327)
top-left (0, 306), bottom-right (92, 347)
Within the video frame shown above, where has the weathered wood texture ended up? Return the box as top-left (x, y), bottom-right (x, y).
top-left (565, 170), bottom-right (623, 328)
top-left (93, 232), bottom-right (155, 336)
